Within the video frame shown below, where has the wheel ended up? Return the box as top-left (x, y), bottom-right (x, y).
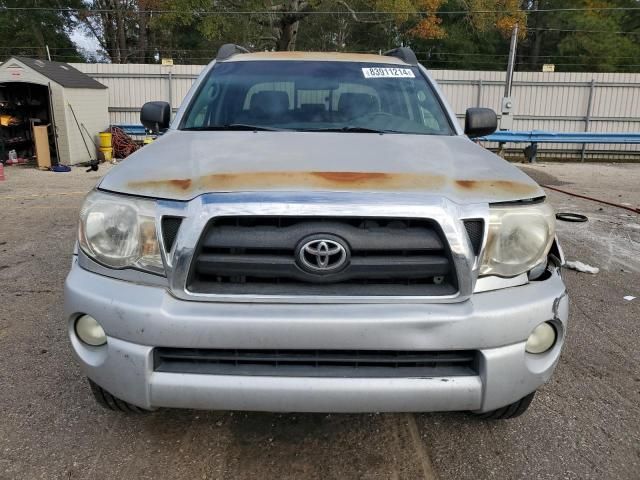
top-left (88, 379), bottom-right (150, 413)
top-left (473, 391), bottom-right (536, 420)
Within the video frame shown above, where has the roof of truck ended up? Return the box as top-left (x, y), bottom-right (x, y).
top-left (224, 51), bottom-right (409, 65)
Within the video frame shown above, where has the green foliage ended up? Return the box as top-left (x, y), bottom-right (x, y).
top-left (0, 0), bottom-right (85, 62)
top-left (409, 0), bottom-right (640, 72)
top-left (554, 1), bottom-right (638, 72)
top-left (0, 0), bottom-right (638, 71)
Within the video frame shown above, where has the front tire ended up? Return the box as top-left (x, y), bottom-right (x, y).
top-left (473, 391), bottom-right (536, 420)
top-left (88, 379), bottom-right (150, 413)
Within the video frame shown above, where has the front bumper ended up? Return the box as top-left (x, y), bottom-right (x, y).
top-left (65, 260), bottom-right (568, 413)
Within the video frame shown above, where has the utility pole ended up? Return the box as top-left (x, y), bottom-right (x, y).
top-left (45, 45), bottom-right (52, 62)
top-left (500, 23), bottom-right (518, 130)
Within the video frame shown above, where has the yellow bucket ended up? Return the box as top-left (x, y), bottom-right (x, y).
top-left (99, 146), bottom-right (113, 162)
top-left (99, 132), bottom-right (112, 149)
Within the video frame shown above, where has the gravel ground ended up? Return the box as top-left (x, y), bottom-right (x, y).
top-left (0, 162), bottom-right (638, 480)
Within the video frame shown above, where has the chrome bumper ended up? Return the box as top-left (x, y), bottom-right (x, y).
top-left (65, 258), bottom-right (568, 413)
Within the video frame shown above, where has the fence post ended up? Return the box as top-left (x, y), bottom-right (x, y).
top-left (581, 79), bottom-right (595, 162)
top-left (476, 79), bottom-right (483, 107)
top-left (168, 70), bottom-right (174, 116)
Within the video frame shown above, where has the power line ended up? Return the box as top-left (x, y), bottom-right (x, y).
top-left (8, 52), bottom-right (640, 69)
top-left (1, 46), bottom-right (638, 57)
top-left (531, 28), bottom-right (640, 36)
top-left (419, 58), bottom-right (640, 67)
top-left (3, 46), bottom-right (640, 62)
top-left (1, 6), bottom-right (640, 15)
top-left (426, 52), bottom-right (640, 61)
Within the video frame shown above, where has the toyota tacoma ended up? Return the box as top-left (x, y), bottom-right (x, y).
top-left (65, 45), bottom-right (567, 419)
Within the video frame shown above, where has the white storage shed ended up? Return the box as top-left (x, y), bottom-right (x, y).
top-left (0, 56), bottom-right (109, 165)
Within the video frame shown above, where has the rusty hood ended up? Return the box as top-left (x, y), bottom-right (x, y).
top-left (99, 130), bottom-right (543, 204)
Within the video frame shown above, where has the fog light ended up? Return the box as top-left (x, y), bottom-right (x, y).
top-left (75, 315), bottom-right (107, 346)
top-left (525, 322), bottom-right (556, 354)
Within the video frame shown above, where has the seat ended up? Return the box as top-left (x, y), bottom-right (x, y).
top-left (337, 93), bottom-right (379, 120)
top-left (299, 103), bottom-right (327, 122)
top-left (249, 91), bottom-right (290, 121)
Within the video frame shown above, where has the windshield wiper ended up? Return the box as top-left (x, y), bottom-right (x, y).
top-left (297, 126), bottom-right (399, 134)
top-left (182, 124), bottom-right (282, 131)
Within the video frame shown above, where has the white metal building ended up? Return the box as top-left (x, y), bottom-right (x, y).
top-left (72, 63), bottom-right (640, 160)
top-left (0, 57), bottom-right (109, 165)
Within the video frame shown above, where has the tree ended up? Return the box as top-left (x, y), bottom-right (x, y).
top-left (154, 0), bottom-right (459, 53)
top-left (0, 0), bottom-right (85, 62)
top-left (405, 0), bottom-right (640, 72)
top-left (3, 0), bottom-right (634, 72)
top-left (79, 0), bottom-right (160, 63)
top-left (518, 0), bottom-right (640, 72)
top-left (399, 0), bottom-right (526, 70)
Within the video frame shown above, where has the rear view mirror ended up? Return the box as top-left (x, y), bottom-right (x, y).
top-left (141, 101), bottom-right (171, 133)
top-left (464, 108), bottom-right (498, 138)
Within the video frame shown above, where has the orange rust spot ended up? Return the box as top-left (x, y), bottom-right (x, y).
top-left (169, 179), bottom-right (192, 190)
top-left (312, 172), bottom-right (391, 183)
top-left (456, 180), bottom-right (476, 190)
top-left (128, 171), bottom-right (447, 193)
top-left (128, 178), bottom-right (192, 191)
top-left (127, 171), bottom-right (539, 198)
top-left (455, 179), bottom-right (538, 195)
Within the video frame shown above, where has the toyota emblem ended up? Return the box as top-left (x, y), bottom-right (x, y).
top-left (296, 236), bottom-right (349, 274)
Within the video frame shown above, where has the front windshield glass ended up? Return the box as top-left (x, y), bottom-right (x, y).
top-left (180, 61), bottom-right (453, 135)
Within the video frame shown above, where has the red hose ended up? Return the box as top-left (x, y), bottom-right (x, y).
top-left (542, 184), bottom-right (639, 214)
top-left (110, 126), bottom-right (139, 159)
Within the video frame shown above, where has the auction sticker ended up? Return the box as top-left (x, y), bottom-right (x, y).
top-left (362, 67), bottom-right (415, 78)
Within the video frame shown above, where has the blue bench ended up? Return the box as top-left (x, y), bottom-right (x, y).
top-left (479, 130), bottom-right (640, 162)
top-left (112, 124), bottom-right (148, 136)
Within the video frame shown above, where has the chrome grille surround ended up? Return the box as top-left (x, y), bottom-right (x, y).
top-left (154, 191), bottom-right (489, 304)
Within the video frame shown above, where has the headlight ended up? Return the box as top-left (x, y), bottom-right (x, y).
top-left (75, 315), bottom-right (107, 346)
top-left (525, 322), bottom-right (557, 354)
top-left (78, 190), bottom-right (164, 275)
top-left (480, 202), bottom-right (555, 277)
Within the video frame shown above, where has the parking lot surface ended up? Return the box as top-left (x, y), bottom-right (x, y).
top-left (1, 162), bottom-right (638, 480)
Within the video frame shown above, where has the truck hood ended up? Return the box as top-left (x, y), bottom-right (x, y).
top-left (99, 130), bottom-right (543, 204)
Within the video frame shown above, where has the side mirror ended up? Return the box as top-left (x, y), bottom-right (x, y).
top-left (141, 101), bottom-right (171, 133)
top-left (464, 108), bottom-right (497, 138)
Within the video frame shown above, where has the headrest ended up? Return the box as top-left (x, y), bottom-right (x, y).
top-left (337, 93), bottom-right (378, 118)
top-left (249, 91), bottom-right (290, 115)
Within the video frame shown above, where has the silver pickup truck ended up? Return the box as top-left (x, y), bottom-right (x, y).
top-left (65, 45), bottom-right (567, 419)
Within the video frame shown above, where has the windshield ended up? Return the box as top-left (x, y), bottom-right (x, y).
top-left (180, 61), bottom-right (453, 135)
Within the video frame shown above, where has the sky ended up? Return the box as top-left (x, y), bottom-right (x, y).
top-left (70, 28), bottom-right (101, 59)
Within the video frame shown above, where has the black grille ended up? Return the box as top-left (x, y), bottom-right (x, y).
top-left (463, 219), bottom-right (484, 255)
top-left (188, 217), bottom-right (458, 296)
top-left (154, 348), bottom-right (478, 378)
top-left (161, 217), bottom-right (183, 252)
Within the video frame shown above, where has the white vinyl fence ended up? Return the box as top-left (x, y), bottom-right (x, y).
top-left (72, 63), bottom-right (640, 160)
